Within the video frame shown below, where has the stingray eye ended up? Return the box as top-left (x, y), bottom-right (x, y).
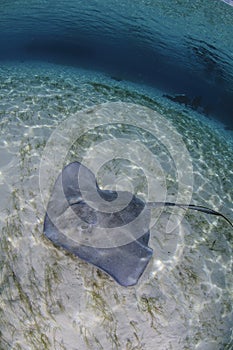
top-left (69, 196), bottom-right (84, 205)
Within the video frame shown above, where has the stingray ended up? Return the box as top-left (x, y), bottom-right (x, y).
top-left (44, 161), bottom-right (232, 287)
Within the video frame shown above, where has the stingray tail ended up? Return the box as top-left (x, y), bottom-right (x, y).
top-left (147, 202), bottom-right (233, 228)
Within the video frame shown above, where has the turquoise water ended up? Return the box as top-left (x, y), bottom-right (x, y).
top-left (0, 1), bottom-right (233, 349)
top-left (1, 0), bottom-right (233, 128)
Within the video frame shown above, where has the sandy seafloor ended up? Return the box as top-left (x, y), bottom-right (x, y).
top-left (0, 61), bottom-right (232, 350)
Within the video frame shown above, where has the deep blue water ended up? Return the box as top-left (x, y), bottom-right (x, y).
top-left (0, 0), bottom-right (233, 129)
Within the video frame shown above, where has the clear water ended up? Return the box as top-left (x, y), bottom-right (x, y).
top-left (0, 1), bottom-right (232, 349)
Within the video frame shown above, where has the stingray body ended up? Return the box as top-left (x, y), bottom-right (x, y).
top-left (44, 161), bottom-right (232, 287)
top-left (44, 162), bottom-right (152, 287)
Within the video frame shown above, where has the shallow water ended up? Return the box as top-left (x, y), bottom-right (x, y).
top-left (1, 0), bottom-right (233, 128)
top-left (0, 1), bottom-right (233, 350)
